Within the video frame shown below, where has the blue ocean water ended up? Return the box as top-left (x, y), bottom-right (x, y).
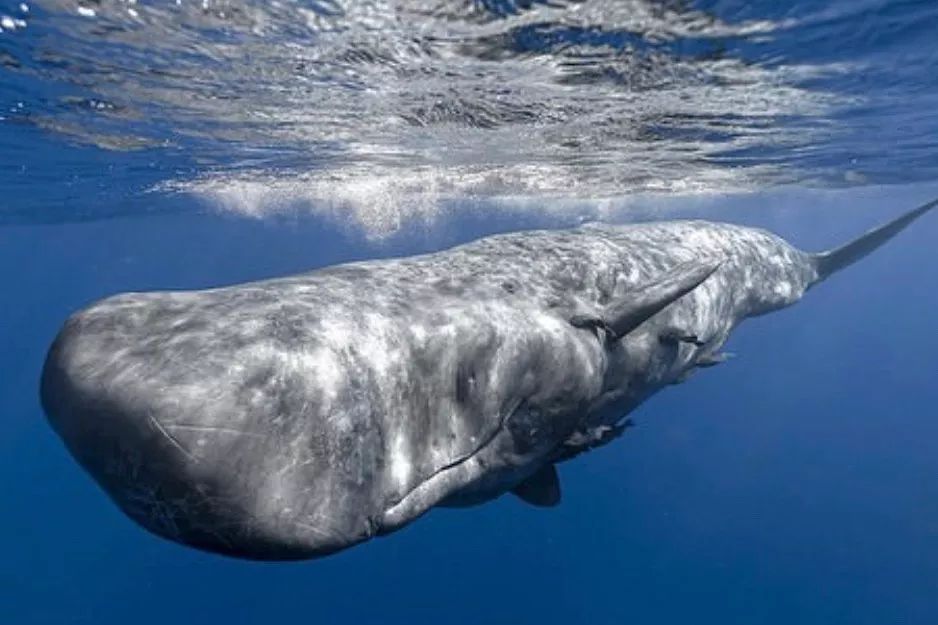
top-left (1, 1), bottom-right (937, 623)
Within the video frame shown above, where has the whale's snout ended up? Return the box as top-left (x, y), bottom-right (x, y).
top-left (40, 299), bottom-right (366, 561)
top-left (40, 313), bottom-right (291, 559)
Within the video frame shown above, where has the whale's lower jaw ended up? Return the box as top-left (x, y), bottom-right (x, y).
top-left (40, 396), bottom-right (323, 561)
top-left (43, 400), bottom-right (369, 561)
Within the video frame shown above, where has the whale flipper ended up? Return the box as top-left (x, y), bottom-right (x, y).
top-left (570, 259), bottom-right (722, 341)
top-left (512, 464), bottom-right (561, 507)
top-left (659, 328), bottom-right (706, 346)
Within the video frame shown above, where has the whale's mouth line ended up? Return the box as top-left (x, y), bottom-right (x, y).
top-left (377, 396), bottom-right (527, 529)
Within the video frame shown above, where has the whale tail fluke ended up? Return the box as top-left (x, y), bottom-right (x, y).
top-left (813, 197), bottom-right (938, 283)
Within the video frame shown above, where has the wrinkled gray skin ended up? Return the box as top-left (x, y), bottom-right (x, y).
top-left (40, 201), bottom-right (936, 560)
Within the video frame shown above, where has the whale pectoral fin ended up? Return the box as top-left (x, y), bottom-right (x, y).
top-left (556, 419), bottom-right (634, 461)
top-left (659, 327), bottom-right (706, 347)
top-left (605, 258), bottom-right (723, 340)
top-left (512, 464), bottom-right (561, 508)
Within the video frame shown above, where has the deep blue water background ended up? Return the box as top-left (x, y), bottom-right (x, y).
top-left (2, 0), bottom-right (938, 623)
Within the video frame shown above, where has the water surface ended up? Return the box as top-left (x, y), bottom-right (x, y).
top-left (3, 0), bottom-right (938, 231)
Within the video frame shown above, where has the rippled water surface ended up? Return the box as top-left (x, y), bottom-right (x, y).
top-left (3, 0), bottom-right (938, 232)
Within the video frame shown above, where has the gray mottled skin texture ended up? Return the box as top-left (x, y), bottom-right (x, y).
top-left (40, 201), bottom-right (936, 560)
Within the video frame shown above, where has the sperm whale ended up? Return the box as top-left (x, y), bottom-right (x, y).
top-left (40, 199), bottom-right (936, 560)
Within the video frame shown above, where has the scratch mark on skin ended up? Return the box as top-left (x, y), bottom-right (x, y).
top-left (196, 523), bottom-right (235, 550)
top-left (148, 413), bottom-right (197, 462)
top-left (164, 423), bottom-right (266, 439)
top-left (291, 519), bottom-right (338, 541)
top-left (123, 483), bottom-right (181, 538)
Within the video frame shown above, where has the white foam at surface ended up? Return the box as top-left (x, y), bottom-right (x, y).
top-left (164, 160), bottom-right (783, 239)
top-left (23, 0), bottom-right (873, 223)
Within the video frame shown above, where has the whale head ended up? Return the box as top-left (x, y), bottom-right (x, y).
top-left (40, 292), bottom-right (382, 560)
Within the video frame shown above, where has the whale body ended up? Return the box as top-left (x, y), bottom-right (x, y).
top-left (40, 199), bottom-right (936, 560)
